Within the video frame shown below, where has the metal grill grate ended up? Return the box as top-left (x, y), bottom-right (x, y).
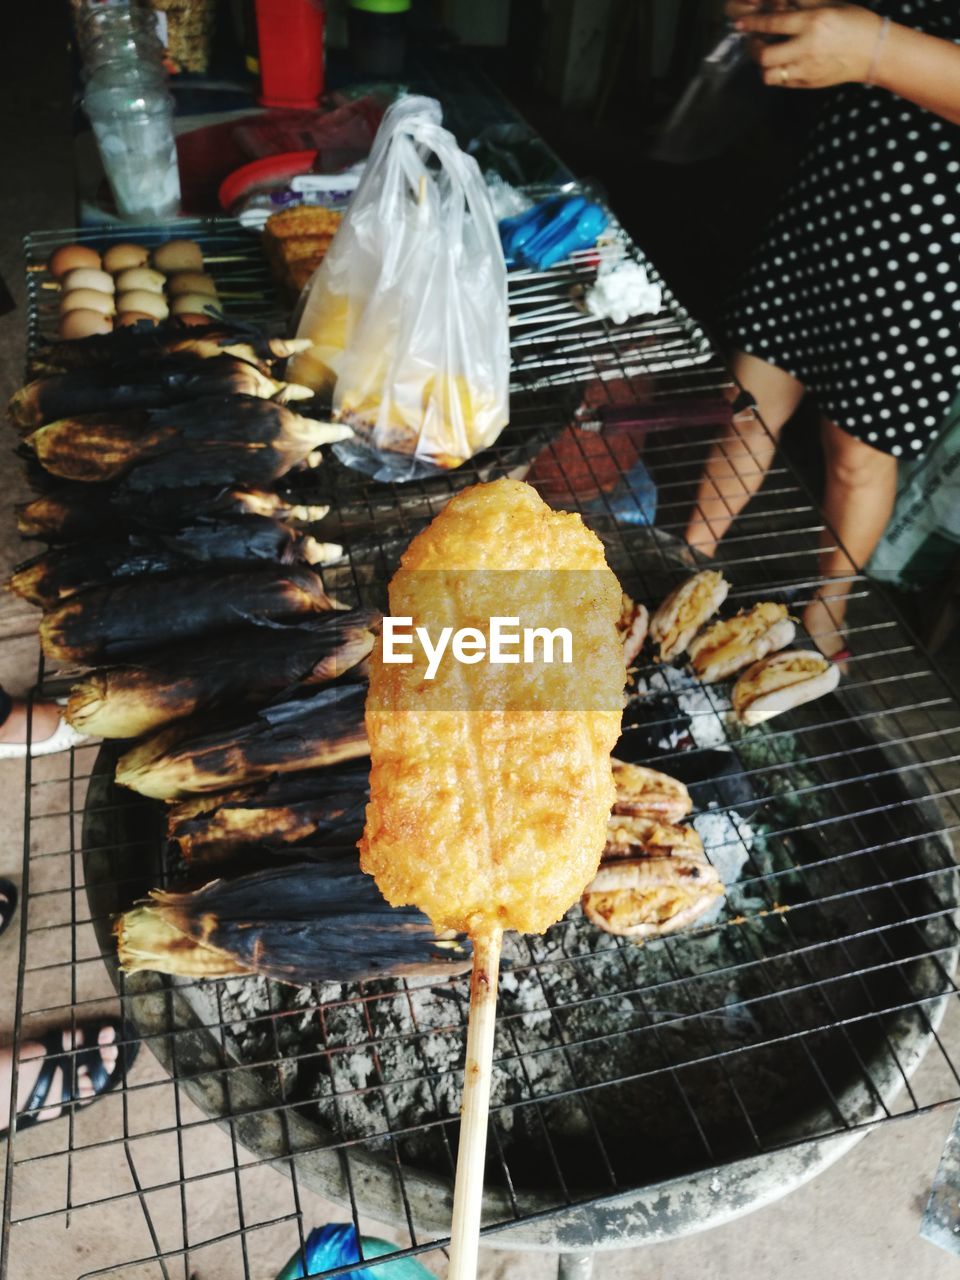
top-left (4, 216), bottom-right (960, 1280)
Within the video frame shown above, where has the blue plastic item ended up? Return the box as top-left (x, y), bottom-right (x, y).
top-left (584, 458), bottom-right (657, 527)
top-left (276, 1224), bottom-right (435, 1280)
top-left (499, 195), bottom-right (608, 270)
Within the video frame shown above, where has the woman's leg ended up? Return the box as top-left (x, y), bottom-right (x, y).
top-left (684, 350), bottom-right (806, 557)
top-left (803, 416), bottom-right (898, 657)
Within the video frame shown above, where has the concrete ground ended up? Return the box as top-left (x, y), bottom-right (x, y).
top-left (1, 5), bottom-right (960, 1278)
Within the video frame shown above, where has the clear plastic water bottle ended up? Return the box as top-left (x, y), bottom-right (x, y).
top-left (76, 0), bottom-right (179, 221)
top-left (76, 0), bottom-right (163, 65)
top-left (82, 81), bottom-right (181, 220)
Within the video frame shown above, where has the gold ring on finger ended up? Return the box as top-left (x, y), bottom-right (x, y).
top-left (780, 66), bottom-right (789, 85)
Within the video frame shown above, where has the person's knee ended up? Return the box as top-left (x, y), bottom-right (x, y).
top-left (830, 451), bottom-right (885, 490)
top-left (823, 423), bottom-right (895, 491)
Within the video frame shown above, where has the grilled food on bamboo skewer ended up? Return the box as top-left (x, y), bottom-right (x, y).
top-left (67, 612), bottom-right (377, 738)
top-left (16, 485), bottom-right (330, 542)
top-left (26, 323), bottom-right (312, 379)
top-left (688, 602), bottom-right (795, 683)
top-left (168, 761), bottom-right (370, 862)
top-left (27, 396), bottom-right (351, 490)
top-left (116, 684), bottom-right (369, 800)
top-left (361, 477), bottom-right (625, 936)
top-left (360, 477), bottom-right (625, 1279)
top-left (650, 570), bottom-right (730, 662)
top-left (40, 565), bottom-right (343, 663)
top-left (115, 860), bottom-right (470, 984)
top-left (10, 354), bottom-right (313, 429)
top-left (610, 759), bottom-right (692, 824)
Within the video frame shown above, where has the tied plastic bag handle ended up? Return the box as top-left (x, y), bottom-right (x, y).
top-left (384, 111), bottom-right (487, 253)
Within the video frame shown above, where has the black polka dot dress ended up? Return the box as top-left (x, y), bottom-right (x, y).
top-left (725, 0), bottom-right (960, 458)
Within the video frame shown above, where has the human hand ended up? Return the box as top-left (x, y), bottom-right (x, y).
top-left (735, 4), bottom-right (886, 88)
top-left (725, 0), bottom-right (834, 21)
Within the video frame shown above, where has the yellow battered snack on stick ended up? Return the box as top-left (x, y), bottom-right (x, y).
top-left (360, 476), bottom-right (625, 937)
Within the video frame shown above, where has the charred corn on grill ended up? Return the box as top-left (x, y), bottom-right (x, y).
top-left (6, 214), bottom-right (960, 1280)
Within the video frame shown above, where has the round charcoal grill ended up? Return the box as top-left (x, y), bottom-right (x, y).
top-left (82, 684), bottom-right (960, 1264)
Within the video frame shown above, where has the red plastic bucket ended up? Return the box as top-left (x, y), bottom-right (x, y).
top-left (255, 0), bottom-right (325, 110)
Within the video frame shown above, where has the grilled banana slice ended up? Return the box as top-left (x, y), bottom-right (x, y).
top-left (604, 813), bottom-right (704, 861)
top-left (688, 602), bottom-right (795, 683)
top-left (732, 649), bottom-right (840, 726)
top-left (650, 570), bottom-right (729, 662)
top-left (618, 593), bottom-right (649, 666)
top-left (611, 759), bottom-right (692, 824)
top-left (582, 856), bottom-right (723, 939)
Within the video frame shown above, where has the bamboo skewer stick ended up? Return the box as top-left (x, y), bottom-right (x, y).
top-left (448, 927), bottom-right (503, 1280)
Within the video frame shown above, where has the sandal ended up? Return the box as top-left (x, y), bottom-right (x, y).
top-left (0, 714), bottom-right (90, 761)
top-left (6, 1018), bottom-right (138, 1137)
top-left (0, 878), bottom-right (17, 938)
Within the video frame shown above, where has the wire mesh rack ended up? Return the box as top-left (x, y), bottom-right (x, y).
top-left (4, 213), bottom-right (960, 1280)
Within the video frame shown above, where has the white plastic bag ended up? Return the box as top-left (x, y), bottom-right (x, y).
top-left (289, 96), bottom-right (510, 475)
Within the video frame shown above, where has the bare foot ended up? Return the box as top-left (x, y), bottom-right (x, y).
top-left (0, 700), bottom-right (62, 747)
top-left (1, 1026), bottom-right (119, 1130)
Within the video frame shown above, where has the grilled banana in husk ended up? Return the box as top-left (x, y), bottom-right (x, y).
top-left (10, 354), bottom-right (312, 429)
top-left (16, 489), bottom-right (118, 542)
top-left (26, 323), bottom-right (311, 380)
top-left (17, 485), bottom-right (330, 543)
top-left (10, 540), bottom-right (187, 607)
top-left (27, 396), bottom-right (351, 489)
top-left (161, 517), bottom-right (341, 567)
top-left (40, 565), bottom-right (343, 663)
top-left (115, 684), bottom-right (369, 800)
top-left (13, 517), bottom-right (340, 607)
top-left (67, 612), bottom-right (376, 738)
top-left (115, 860), bottom-right (470, 984)
top-left (168, 761), bottom-right (370, 862)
